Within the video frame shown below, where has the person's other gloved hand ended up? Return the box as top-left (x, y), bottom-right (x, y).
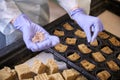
top-left (13, 14), bottom-right (60, 52)
top-left (70, 8), bottom-right (104, 42)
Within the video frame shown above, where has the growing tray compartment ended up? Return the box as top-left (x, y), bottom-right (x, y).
top-left (44, 14), bottom-right (120, 80)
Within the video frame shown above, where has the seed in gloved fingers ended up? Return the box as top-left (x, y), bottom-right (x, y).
top-left (32, 32), bottom-right (44, 43)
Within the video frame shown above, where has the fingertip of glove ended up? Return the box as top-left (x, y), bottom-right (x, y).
top-left (87, 40), bottom-right (90, 43)
top-left (49, 35), bottom-right (60, 46)
top-left (26, 42), bottom-right (38, 52)
top-left (86, 37), bottom-right (91, 43)
top-left (91, 37), bottom-right (96, 43)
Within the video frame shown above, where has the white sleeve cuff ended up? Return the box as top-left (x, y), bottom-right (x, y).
top-left (57, 0), bottom-right (78, 13)
top-left (57, 0), bottom-right (91, 15)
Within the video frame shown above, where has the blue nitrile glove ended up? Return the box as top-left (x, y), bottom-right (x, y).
top-left (70, 8), bottom-right (103, 42)
top-left (13, 14), bottom-right (60, 52)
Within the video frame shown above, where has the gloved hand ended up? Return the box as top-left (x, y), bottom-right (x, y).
top-left (13, 14), bottom-right (60, 52)
top-left (70, 8), bottom-right (103, 42)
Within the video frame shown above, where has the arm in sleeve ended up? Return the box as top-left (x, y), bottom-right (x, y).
top-left (0, 0), bottom-right (21, 34)
top-left (56, 0), bottom-right (91, 15)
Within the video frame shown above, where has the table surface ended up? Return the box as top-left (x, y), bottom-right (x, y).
top-left (98, 10), bottom-right (120, 38)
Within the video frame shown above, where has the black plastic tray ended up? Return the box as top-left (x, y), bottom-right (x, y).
top-left (45, 14), bottom-right (120, 80)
